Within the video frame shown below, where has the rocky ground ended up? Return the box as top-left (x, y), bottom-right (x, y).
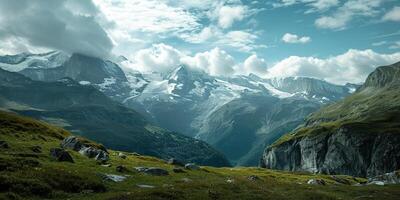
top-left (1, 111), bottom-right (399, 200)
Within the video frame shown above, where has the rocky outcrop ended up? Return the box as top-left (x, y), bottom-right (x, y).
top-left (62, 136), bottom-right (109, 162)
top-left (50, 148), bottom-right (74, 163)
top-left (261, 125), bottom-right (400, 177)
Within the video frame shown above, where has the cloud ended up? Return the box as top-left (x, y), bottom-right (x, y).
top-left (182, 48), bottom-right (236, 76)
top-left (242, 54), bottom-right (268, 76)
top-left (282, 33), bottom-right (311, 44)
top-left (273, 0), bottom-right (339, 12)
top-left (371, 41), bottom-right (387, 46)
top-left (383, 6), bottom-right (400, 22)
top-left (133, 43), bottom-right (184, 73)
top-left (217, 30), bottom-right (266, 52)
top-left (266, 49), bottom-right (400, 84)
top-left (216, 5), bottom-right (247, 29)
top-left (0, 0), bottom-right (113, 58)
top-left (389, 41), bottom-right (400, 50)
top-left (315, 0), bottom-right (384, 30)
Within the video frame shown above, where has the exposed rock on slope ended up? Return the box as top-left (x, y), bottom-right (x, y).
top-left (261, 61), bottom-right (400, 177)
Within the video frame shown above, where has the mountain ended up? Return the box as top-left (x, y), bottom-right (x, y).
top-left (0, 52), bottom-right (353, 166)
top-left (0, 68), bottom-right (230, 166)
top-left (261, 61), bottom-right (400, 177)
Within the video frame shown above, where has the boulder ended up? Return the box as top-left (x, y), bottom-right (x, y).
top-left (118, 152), bottom-right (127, 159)
top-left (50, 148), bottom-right (74, 163)
top-left (100, 174), bottom-right (127, 182)
top-left (368, 171), bottom-right (400, 184)
top-left (173, 168), bottom-right (185, 173)
top-left (143, 167), bottom-right (169, 176)
top-left (0, 141), bottom-right (9, 149)
top-left (181, 178), bottom-right (192, 183)
top-left (331, 175), bottom-right (351, 185)
top-left (61, 136), bottom-right (83, 151)
top-left (134, 167), bottom-right (148, 172)
top-left (185, 163), bottom-right (200, 170)
top-left (307, 179), bottom-right (326, 185)
top-left (167, 158), bottom-right (184, 166)
top-left (137, 184), bottom-right (155, 188)
top-left (247, 175), bottom-right (260, 181)
top-left (79, 146), bottom-right (109, 161)
top-left (116, 165), bottom-right (129, 173)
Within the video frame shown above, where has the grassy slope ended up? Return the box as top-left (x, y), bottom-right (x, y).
top-left (1, 111), bottom-right (399, 200)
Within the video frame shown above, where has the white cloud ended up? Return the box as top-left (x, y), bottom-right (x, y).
top-left (242, 54), bottom-right (268, 76)
top-left (216, 5), bottom-right (247, 29)
top-left (389, 41), bottom-right (400, 49)
top-left (371, 41), bottom-right (387, 46)
top-left (315, 0), bottom-right (384, 30)
top-left (0, 0), bottom-right (113, 58)
top-left (183, 48), bottom-right (236, 76)
top-left (383, 6), bottom-right (400, 22)
top-left (282, 33), bottom-right (311, 44)
top-left (266, 49), bottom-right (400, 84)
top-left (273, 0), bottom-right (339, 12)
top-left (133, 43), bottom-right (184, 73)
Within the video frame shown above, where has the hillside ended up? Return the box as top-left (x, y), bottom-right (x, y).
top-left (0, 68), bottom-right (230, 167)
top-left (1, 111), bottom-right (399, 200)
top-left (261, 62), bottom-right (400, 177)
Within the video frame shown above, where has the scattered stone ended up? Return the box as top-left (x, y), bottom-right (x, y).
top-left (368, 171), bottom-right (400, 184)
top-left (61, 136), bottom-right (83, 151)
top-left (79, 146), bottom-right (109, 161)
top-left (101, 164), bottom-right (112, 167)
top-left (331, 175), bottom-right (351, 185)
top-left (226, 178), bottom-right (235, 184)
top-left (167, 158), bottom-right (184, 166)
top-left (181, 178), bottom-right (192, 183)
top-left (367, 181), bottom-right (385, 186)
top-left (50, 148), bottom-right (74, 163)
top-left (129, 152), bottom-right (141, 156)
top-left (118, 152), bottom-right (127, 159)
top-left (0, 141), bottom-right (9, 149)
top-left (134, 167), bottom-right (148, 172)
top-left (173, 167), bottom-right (185, 173)
top-left (143, 167), bottom-right (169, 176)
top-left (307, 179), bottom-right (326, 185)
top-left (116, 165), bottom-right (129, 173)
top-left (185, 163), bottom-right (200, 170)
top-left (101, 174), bottom-right (127, 182)
top-left (29, 145), bottom-right (42, 153)
top-left (137, 184), bottom-right (155, 188)
top-left (247, 175), bottom-right (260, 181)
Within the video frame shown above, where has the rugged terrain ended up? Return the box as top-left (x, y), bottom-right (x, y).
top-left (1, 111), bottom-right (399, 200)
top-left (0, 68), bottom-right (229, 167)
top-left (261, 62), bottom-right (400, 177)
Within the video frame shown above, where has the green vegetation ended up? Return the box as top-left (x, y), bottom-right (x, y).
top-left (1, 111), bottom-right (399, 200)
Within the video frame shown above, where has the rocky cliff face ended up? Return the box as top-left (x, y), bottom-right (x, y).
top-left (261, 61), bottom-right (400, 177)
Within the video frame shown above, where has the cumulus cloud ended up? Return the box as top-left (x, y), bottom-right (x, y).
top-left (216, 5), bottom-right (247, 29)
top-left (133, 43), bottom-right (184, 73)
top-left (182, 48), bottom-right (236, 76)
top-left (242, 55), bottom-right (268, 76)
top-left (383, 6), bottom-right (400, 22)
top-left (266, 49), bottom-right (400, 84)
top-left (0, 0), bottom-right (113, 58)
top-left (282, 33), bottom-right (311, 44)
top-left (315, 0), bottom-right (384, 30)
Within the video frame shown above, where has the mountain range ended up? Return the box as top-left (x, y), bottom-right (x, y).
top-left (0, 52), bottom-right (356, 166)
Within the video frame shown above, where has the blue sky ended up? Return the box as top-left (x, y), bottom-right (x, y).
top-left (0, 0), bottom-right (399, 84)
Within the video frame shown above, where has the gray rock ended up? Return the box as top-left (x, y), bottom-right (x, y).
top-left (143, 167), bottom-right (169, 176)
top-left (50, 148), bottom-right (74, 163)
top-left (368, 171), bottom-right (400, 184)
top-left (137, 184), bottom-right (155, 188)
top-left (134, 167), bottom-right (148, 172)
top-left (307, 179), bottom-right (326, 185)
top-left (101, 174), bottom-right (127, 182)
top-left (61, 136), bottom-right (83, 151)
top-left (0, 141), bottom-right (9, 149)
top-left (181, 178), bottom-right (192, 183)
top-left (118, 152), bottom-right (127, 159)
top-left (185, 163), bottom-right (200, 170)
top-left (261, 126), bottom-right (400, 178)
top-left (116, 165), bottom-right (129, 173)
top-left (173, 168), bottom-right (185, 173)
top-left (247, 175), bottom-right (260, 181)
top-left (367, 181), bottom-right (385, 186)
top-left (331, 175), bottom-right (351, 185)
top-left (168, 158), bottom-right (184, 166)
top-left (79, 146), bottom-right (109, 161)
